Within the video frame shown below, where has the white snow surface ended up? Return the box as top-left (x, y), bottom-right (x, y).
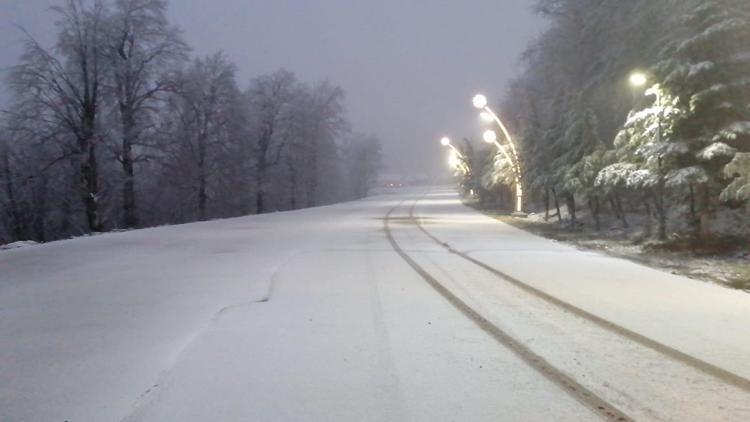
top-left (1, 187), bottom-right (749, 421)
top-left (417, 192), bottom-right (750, 377)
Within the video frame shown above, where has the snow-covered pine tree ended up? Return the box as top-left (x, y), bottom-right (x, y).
top-left (721, 153), bottom-right (750, 202)
top-left (560, 95), bottom-right (606, 229)
top-left (654, 0), bottom-right (750, 237)
top-left (597, 88), bottom-right (685, 240)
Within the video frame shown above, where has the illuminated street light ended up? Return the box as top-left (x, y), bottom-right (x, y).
top-left (480, 112), bottom-right (494, 122)
top-left (472, 94), bottom-right (488, 109)
top-left (483, 130), bottom-right (498, 145)
top-left (440, 136), bottom-right (469, 175)
top-left (629, 71), bottom-right (667, 240)
top-left (484, 129), bottom-right (515, 170)
top-left (448, 150), bottom-right (462, 169)
top-left (473, 94), bottom-right (525, 215)
top-left (629, 71), bottom-right (662, 106)
top-left (440, 136), bottom-right (463, 155)
top-left (629, 72), bottom-right (663, 142)
top-left (473, 93), bottom-right (521, 166)
top-left (629, 72), bottom-right (648, 88)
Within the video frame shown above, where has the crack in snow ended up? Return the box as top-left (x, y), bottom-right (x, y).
top-left (119, 251), bottom-right (300, 422)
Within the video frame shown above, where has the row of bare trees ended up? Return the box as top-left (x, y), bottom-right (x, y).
top-left (0, 0), bottom-right (382, 243)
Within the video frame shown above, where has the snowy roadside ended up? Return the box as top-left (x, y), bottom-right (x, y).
top-left (0, 240), bottom-right (39, 251)
top-left (472, 205), bottom-right (750, 292)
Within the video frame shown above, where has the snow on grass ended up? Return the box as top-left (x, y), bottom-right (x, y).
top-left (0, 240), bottom-right (39, 250)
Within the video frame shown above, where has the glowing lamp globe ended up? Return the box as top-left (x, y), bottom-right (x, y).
top-left (629, 72), bottom-right (648, 87)
top-left (472, 94), bottom-right (488, 109)
top-left (483, 130), bottom-right (497, 144)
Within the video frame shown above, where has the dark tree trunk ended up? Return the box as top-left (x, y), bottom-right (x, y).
top-left (615, 194), bottom-right (629, 229)
top-left (698, 183), bottom-right (712, 240)
top-left (566, 193), bottom-right (577, 229)
top-left (288, 160), bottom-right (298, 210)
top-left (197, 174), bottom-right (207, 221)
top-left (608, 196), bottom-right (621, 219)
top-left (643, 201), bottom-right (653, 239)
top-left (652, 189), bottom-right (667, 241)
top-left (197, 130), bottom-right (208, 221)
top-left (80, 136), bottom-right (102, 233)
top-left (78, 55), bottom-right (102, 234)
top-left (121, 110), bottom-right (138, 228)
top-left (32, 177), bottom-right (47, 242)
top-left (608, 194), bottom-right (628, 229)
top-left (2, 151), bottom-right (25, 240)
top-left (255, 154), bottom-right (267, 214)
top-left (688, 183), bottom-right (699, 236)
top-left (544, 187), bottom-right (550, 221)
top-left (552, 187), bottom-right (562, 223)
top-left (307, 138), bottom-right (319, 208)
top-left (255, 124), bottom-right (274, 214)
top-left (589, 196), bottom-right (601, 231)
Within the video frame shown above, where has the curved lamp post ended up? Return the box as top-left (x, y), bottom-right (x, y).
top-left (440, 136), bottom-right (470, 175)
top-left (474, 94), bottom-right (525, 215)
top-left (483, 130), bottom-right (524, 214)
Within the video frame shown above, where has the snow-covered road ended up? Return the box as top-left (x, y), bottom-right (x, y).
top-left (1, 188), bottom-right (749, 421)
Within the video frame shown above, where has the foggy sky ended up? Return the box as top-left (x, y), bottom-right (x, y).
top-left (0, 0), bottom-right (545, 178)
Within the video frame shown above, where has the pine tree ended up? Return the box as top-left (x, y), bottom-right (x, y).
top-left (654, 0), bottom-right (750, 237)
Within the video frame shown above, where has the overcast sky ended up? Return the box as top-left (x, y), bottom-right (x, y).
top-left (0, 0), bottom-right (546, 177)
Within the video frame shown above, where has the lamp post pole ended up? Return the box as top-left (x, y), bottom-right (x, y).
top-left (473, 94), bottom-right (525, 216)
top-left (483, 129), bottom-right (524, 215)
top-left (630, 71), bottom-right (667, 240)
top-left (441, 137), bottom-right (470, 176)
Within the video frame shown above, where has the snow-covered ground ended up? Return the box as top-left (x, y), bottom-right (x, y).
top-left (1, 188), bottom-right (749, 421)
top-left (414, 192), bottom-right (750, 381)
top-left (403, 191), bottom-right (750, 420)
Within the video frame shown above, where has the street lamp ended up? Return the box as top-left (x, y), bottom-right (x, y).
top-left (473, 94), bottom-right (488, 109)
top-left (629, 71), bottom-right (667, 240)
top-left (629, 72), bottom-right (663, 143)
top-left (440, 136), bottom-right (470, 175)
top-left (441, 136), bottom-right (464, 156)
top-left (483, 129), bottom-right (523, 213)
top-left (474, 94), bottom-right (525, 215)
top-left (629, 72), bottom-right (648, 88)
top-left (483, 130), bottom-right (498, 145)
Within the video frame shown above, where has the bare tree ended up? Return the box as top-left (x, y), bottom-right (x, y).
top-left (7, 0), bottom-right (108, 232)
top-left (104, 0), bottom-right (187, 227)
top-left (302, 81), bottom-right (348, 207)
top-left (162, 52), bottom-right (240, 221)
top-left (274, 80), bottom-right (348, 209)
top-left (0, 2), bottom-right (377, 243)
top-left (245, 70), bottom-right (299, 213)
top-left (344, 134), bottom-right (383, 199)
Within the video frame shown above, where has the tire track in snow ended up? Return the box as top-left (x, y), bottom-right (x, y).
top-left (384, 200), bottom-right (631, 421)
top-left (407, 199), bottom-right (750, 394)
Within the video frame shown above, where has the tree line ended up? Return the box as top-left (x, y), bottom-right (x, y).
top-left (466, 0), bottom-right (749, 241)
top-left (0, 0), bottom-right (382, 244)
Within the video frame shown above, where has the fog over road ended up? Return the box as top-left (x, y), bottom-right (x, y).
top-left (2, 188), bottom-right (749, 421)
